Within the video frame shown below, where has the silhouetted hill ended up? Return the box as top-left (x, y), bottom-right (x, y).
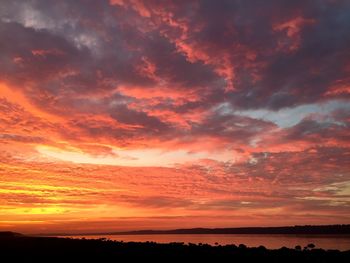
top-left (0, 233), bottom-right (349, 262)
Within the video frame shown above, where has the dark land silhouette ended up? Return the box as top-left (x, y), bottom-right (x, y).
top-left (41, 224), bottom-right (350, 236)
top-left (1, 229), bottom-right (350, 262)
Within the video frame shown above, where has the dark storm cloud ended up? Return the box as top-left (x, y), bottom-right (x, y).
top-left (110, 104), bottom-right (171, 133)
top-left (0, 0), bottom-right (349, 150)
top-left (279, 107), bottom-right (350, 144)
top-left (141, 32), bottom-right (220, 88)
top-left (148, 0), bottom-right (350, 109)
top-left (190, 110), bottom-right (276, 141)
top-left (285, 118), bottom-right (350, 142)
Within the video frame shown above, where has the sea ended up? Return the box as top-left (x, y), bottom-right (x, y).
top-left (56, 234), bottom-right (350, 251)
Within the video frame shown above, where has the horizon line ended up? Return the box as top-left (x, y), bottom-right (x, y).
top-left (30, 224), bottom-right (350, 236)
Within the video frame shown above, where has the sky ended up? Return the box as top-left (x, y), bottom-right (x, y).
top-left (0, 0), bottom-right (349, 234)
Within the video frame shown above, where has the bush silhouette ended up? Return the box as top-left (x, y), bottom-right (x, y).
top-left (307, 243), bottom-right (316, 249)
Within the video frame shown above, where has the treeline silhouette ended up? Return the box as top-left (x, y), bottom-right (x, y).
top-left (1, 232), bottom-right (349, 262)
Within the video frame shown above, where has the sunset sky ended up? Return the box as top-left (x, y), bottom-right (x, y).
top-left (0, 0), bottom-right (350, 234)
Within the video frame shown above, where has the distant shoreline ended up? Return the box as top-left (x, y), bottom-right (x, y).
top-left (34, 224), bottom-right (350, 236)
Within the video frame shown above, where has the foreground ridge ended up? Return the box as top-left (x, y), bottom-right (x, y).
top-left (1, 232), bottom-right (349, 262)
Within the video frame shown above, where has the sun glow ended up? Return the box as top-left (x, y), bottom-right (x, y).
top-left (36, 145), bottom-right (233, 167)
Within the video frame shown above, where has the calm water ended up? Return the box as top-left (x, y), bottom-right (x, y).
top-left (58, 234), bottom-right (350, 251)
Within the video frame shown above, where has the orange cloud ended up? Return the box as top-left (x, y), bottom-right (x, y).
top-left (0, 0), bottom-right (349, 233)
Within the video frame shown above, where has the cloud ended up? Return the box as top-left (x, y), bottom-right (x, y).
top-left (110, 104), bottom-right (170, 133)
top-left (1, 147), bottom-right (349, 233)
top-left (0, 0), bottom-right (349, 232)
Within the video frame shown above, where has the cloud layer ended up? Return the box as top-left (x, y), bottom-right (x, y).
top-left (0, 0), bottom-right (349, 233)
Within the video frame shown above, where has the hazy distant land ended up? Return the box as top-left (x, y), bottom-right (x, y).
top-left (40, 224), bottom-right (350, 236)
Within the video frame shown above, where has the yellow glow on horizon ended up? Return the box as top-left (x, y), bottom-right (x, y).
top-left (1, 206), bottom-right (68, 215)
